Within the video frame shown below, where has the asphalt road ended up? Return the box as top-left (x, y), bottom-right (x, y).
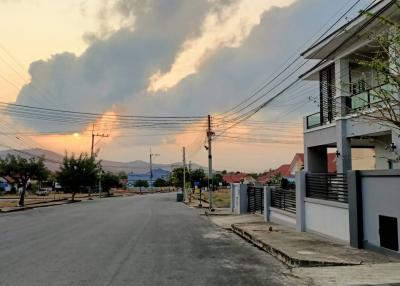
top-left (0, 193), bottom-right (306, 286)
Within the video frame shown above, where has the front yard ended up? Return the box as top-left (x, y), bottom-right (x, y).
top-left (193, 188), bottom-right (230, 208)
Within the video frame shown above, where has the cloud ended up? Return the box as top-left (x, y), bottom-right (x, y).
top-left (11, 0), bottom-right (366, 170)
top-left (147, 0), bottom-right (295, 92)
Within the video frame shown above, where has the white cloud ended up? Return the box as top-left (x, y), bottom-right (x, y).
top-left (147, 0), bottom-right (295, 93)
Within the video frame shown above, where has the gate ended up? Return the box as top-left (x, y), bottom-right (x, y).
top-left (271, 188), bottom-right (296, 214)
top-left (247, 186), bottom-right (263, 214)
top-left (306, 173), bottom-right (348, 203)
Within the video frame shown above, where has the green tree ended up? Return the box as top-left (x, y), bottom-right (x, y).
top-left (101, 172), bottom-right (120, 196)
top-left (213, 173), bottom-right (225, 187)
top-left (153, 178), bottom-right (168, 187)
top-left (57, 153), bottom-right (101, 201)
top-left (270, 172), bottom-right (283, 186)
top-left (134, 180), bottom-right (149, 188)
top-left (118, 171), bottom-right (127, 180)
top-left (353, 11), bottom-right (400, 130)
top-left (190, 168), bottom-right (206, 188)
top-left (169, 167), bottom-right (189, 187)
top-left (0, 155), bottom-right (49, 206)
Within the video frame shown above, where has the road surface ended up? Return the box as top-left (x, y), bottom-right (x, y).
top-left (0, 193), bottom-right (306, 286)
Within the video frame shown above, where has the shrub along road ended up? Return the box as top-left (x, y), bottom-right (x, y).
top-left (0, 193), bottom-right (307, 286)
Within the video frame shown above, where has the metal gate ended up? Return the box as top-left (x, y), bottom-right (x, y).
top-left (247, 186), bottom-right (263, 214)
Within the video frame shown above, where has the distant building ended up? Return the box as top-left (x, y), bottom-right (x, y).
top-left (127, 168), bottom-right (170, 188)
top-left (223, 172), bottom-right (256, 185)
top-left (288, 153), bottom-right (337, 176)
top-left (257, 164), bottom-right (292, 185)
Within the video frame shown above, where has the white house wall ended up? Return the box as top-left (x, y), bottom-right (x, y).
top-left (305, 198), bottom-right (350, 242)
top-left (361, 176), bottom-right (400, 253)
top-left (303, 123), bottom-right (337, 148)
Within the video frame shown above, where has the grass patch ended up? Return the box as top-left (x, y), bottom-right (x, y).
top-left (194, 188), bottom-right (230, 208)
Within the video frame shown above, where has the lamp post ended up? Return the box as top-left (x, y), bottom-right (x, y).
top-left (150, 149), bottom-right (160, 189)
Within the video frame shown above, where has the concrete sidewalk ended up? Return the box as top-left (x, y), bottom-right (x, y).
top-left (294, 263), bottom-right (400, 286)
top-left (208, 213), bottom-right (397, 267)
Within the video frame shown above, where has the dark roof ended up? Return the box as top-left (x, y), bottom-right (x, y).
top-left (300, 0), bottom-right (388, 58)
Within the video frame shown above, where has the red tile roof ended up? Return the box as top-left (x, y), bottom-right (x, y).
top-left (257, 164), bottom-right (292, 184)
top-left (289, 152), bottom-right (336, 173)
top-left (327, 153), bottom-right (337, 173)
top-left (276, 164), bottom-right (291, 177)
top-left (223, 173), bottom-right (248, 184)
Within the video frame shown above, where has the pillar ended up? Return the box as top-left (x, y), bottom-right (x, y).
top-left (336, 119), bottom-right (352, 173)
top-left (296, 171), bottom-right (306, 232)
top-left (263, 186), bottom-right (271, 222)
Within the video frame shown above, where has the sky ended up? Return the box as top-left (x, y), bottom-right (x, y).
top-left (0, 0), bottom-right (372, 172)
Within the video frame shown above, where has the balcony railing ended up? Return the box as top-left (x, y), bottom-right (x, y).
top-left (349, 83), bottom-right (391, 111)
top-left (306, 112), bottom-right (322, 129)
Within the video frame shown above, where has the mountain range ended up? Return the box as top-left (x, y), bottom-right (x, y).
top-left (0, 148), bottom-right (206, 173)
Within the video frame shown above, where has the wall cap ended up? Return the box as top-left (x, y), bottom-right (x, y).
top-left (358, 169), bottom-right (400, 177)
top-left (305, 197), bottom-right (349, 209)
top-left (269, 207), bottom-right (296, 218)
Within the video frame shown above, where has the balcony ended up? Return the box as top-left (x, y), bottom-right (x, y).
top-left (306, 112), bottom-right (322, 129)
top-left (349, 83), bottom-right (391, 111)
top-left (305, 83), bottom-right (392, 130)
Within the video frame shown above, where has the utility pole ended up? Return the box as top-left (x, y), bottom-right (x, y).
top-left (207, 115), bottom-right (214, 211)
top-left (182, 146), bottom-right (186, 202)
top-left (149, 148), bottom-right (160, 189)
top-left (98, 171), bottom-right (102, 198)
top-left (91, 124), bottom-right (109, 157)
top-left (90, 124), bottom-right (109, 199)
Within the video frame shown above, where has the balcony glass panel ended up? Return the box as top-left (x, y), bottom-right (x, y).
top-left (306, 112), bottom-right (321, 129)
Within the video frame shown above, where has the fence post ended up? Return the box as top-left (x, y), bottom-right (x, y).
top-left (348, 170), bottom-right (363, 248)
top-left (230, 184), bottom-right (235, 213)
top-left (296, 171), bottom-right (306, 232)
top-left (263, 186), bottom-right (271, 222)
top-left (238, 184), bottom-right (248, 214)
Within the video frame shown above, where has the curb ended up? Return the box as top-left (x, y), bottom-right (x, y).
top-left (0, 199), bottom-right (81, 213)
top-left (231, 224), bottom-right (358, 268)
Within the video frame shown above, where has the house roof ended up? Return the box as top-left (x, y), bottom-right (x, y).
top-left (327, 153), bottom-right (337, 173)
top-left (276, 164), bottom-right (291, 177)
top-left (300, 0), bottom-right (397, 80)
top-left (223, 173), bottom-right (249, 184)
top-left (301, 0), bottom-right (393, 60)
top-left (257, 164), bottom-right (292, 184)
top-left (1, 176), bottom-right (16, 184)
top-left (289, 152), bottom-right (337, 173)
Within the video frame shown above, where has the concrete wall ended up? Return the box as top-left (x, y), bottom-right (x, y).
top-left (269, 207), bottom-right (296, 228)
top-left (304, 198), bottom-right (350, 242)
top-left (362, 174), bottom-right (400, 253)
top-left (303, 123), bottom-right (337, 147)
top-left (232, 184), bottom-right (248, 214)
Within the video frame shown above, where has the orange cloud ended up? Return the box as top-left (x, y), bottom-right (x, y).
top-left (148, 0), bottom-right (295, 92)
top-left (32, 111), bottom-right (119, 155)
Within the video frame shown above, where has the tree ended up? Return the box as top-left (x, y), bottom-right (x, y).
top-left (190, 168), bottom-right (206, 188)
top-left (0, 155), bottom-right (49, 206)
top-left (153, 178), bottom-right (168, 187)
top-left (213, 173), bottom-right (225, 187)
top-left (118, 171), bottom-right (127, 180)
top-left (101, 172), bottom-right (120, 196)
top-left (134, 180), bottom-right (149, 188)
top-left (270, 172), bottom-right (283, 186)
top-left (57, 153), bottom-right (100, 201)
top-left (350, 7), bottom-right (400, 163)
top-left (169, 167), bottom-right (189, 187)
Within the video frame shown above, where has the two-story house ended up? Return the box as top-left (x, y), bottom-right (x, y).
top-left (289, 0), bottom-right (400, 246)
top-left (301, 0), bottom-right (400, 174)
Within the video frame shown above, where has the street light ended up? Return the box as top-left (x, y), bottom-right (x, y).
top-left (150, 150), bottom-right (160, 189)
